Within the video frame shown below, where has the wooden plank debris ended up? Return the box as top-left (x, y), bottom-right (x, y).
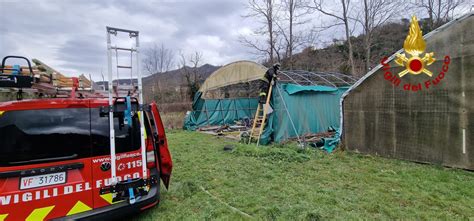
top-left (1, 59), bottom-right (92, 90)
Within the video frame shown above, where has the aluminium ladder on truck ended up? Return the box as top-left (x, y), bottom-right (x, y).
top-left (105, 27), bottom-right (147, 192)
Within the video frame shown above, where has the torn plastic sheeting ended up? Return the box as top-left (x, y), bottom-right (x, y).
top-left (183, 91), bottom-right (259, 130)
top-left (283, 84), bottom-right (339, 95)
top-left (269, 83), bottom-right (348, 144)
top-left (321, 128), bottom-right (341, 153)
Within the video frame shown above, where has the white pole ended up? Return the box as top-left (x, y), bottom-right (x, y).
top-left (106, 28), bottom-right (117, 185)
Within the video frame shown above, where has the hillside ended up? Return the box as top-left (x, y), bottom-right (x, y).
top-left (143, 64), bottom-right (219, 90)
top-left (92, 64), bottom-right (219, 104)
top-left (143, 64), bottom-right (220, 104)
top-left (282, 18), bottom-right (441, 77)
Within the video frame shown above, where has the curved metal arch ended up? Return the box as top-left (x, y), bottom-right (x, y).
top-left (282, 70), bottom-right (336, 87)
top-left (328, 72), bottom-right (358, 82)
top-left (300, 70), bottom-right (357, 86)
top-left (306, 71), bottom-right (337, 87)
top-left (267, 69), bottom-right (356, 88)
top-left (319, 72), bottom-right (351, 86)
top-left (278, 71), bottom-right (301, 85)
top-left (287, 71), bottom-right (316, 85)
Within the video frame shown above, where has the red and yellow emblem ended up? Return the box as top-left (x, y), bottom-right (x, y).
top-left (396, 15), bottom-right (435, 77)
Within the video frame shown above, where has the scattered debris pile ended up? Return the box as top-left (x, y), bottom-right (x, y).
top-left (286, 131), bottom-right (336, 144)
top-left (197, 118), bottom-right (339, 152)
top-left (198, 124), bottom-right (248, 140)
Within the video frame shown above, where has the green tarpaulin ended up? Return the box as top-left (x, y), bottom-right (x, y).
top-left (265, 84), bottom-right (348, 144)
top-left (284, 84), bottom-right (338, 94)
top-left (183, 92), bottom-right (258, 131)
top-left (184, 83), bottom-right (348, 146)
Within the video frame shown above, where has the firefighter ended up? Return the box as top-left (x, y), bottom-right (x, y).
top-left (259, 63), bottom-right (280, 104)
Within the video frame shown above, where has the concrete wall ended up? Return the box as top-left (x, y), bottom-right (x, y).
top-left (343, 14), bottom-right (473, 170)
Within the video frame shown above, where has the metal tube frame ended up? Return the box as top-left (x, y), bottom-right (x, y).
top-left (277, 70), bottom-right (356, 87)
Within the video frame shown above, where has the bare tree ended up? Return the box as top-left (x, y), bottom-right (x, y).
top-left (190, 52), bottom-right (203, 69)
top-left (278, 0), bottom-right (312, 69)
top-left (142, 43), bottom-right (175, 103)
top-left (272, 35), bottom-right (287, 62)
top-left (309, 0), bottom-right (357, 76)
top-left (242, 0), bottom-right (279, 63)
top-left (142, 43), bottom-right (175, 75)
top-left (180, 51), bottom-right (203, 100)
top-left (356, 0), bottom-right (402, 72)
top-left (414, 0), bottom-right (466, 30)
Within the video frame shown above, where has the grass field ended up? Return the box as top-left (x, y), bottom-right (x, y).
top-left (134, 130), bottom-right (474, 220)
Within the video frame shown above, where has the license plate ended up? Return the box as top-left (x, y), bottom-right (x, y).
top-left (20, 172), bottom-right (67, 190)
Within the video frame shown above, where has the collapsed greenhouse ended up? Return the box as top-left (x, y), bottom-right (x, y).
top-left (184, 60), bottom-right (356, 148)
top-left (342, 13), bottom-right (473, 170)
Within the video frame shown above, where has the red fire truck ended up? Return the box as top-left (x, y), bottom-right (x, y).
top-left (0, 27), bottom-right (173, 220)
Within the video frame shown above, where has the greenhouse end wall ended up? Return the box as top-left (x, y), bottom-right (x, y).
top-left (342, 14), bottom-right (473, 170)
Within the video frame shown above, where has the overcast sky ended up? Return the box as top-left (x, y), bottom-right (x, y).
top-left (0, 0), bottom-right (264, 80)
top-left (1, 0), bottom-right (472, 81)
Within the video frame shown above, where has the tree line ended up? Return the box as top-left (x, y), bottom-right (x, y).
top-left (140, 0), bottom-right (469, 104)
top-left (241, 0), bottom-right (468, 76)
top-left (142, 45), bottom-right (206, 102)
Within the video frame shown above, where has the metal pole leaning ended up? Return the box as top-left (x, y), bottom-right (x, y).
top-left (106, 28), bottom-right (118, 185)
top-left (275, 83), bottom-right (301, 144)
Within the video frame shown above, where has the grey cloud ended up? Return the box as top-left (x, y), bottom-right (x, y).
top-left (0, 0), bottom-right (256, 80)
top-left (57, 35), bottom-right (106, 74)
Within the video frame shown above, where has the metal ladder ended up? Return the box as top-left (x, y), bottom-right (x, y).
top-left (106, 26), bottom-right (147, 186)
top-left (248, 80), bottom-right (274, 146)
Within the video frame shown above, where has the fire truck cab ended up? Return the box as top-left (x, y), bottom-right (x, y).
top-left (0, 55), bottom-right (173, 220)
top-left (0, 98), bottom-right (172, 220)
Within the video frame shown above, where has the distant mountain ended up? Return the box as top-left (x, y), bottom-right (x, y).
top-left (143, 64), bottom-right (219, 88)
top-left (142, 63), bottom-right (220, 103)
top-left (94, 63), bottom-right (219, 92)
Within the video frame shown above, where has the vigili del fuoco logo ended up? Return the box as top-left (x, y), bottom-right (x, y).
top-left (381, 15), bottom-right (450, 92)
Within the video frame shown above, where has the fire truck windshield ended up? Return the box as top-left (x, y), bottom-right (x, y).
top-left (0, 108), bottom-right (141, 167)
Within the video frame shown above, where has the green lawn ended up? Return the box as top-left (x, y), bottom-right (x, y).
top-left (134, 130), bottom-right (474, 220)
